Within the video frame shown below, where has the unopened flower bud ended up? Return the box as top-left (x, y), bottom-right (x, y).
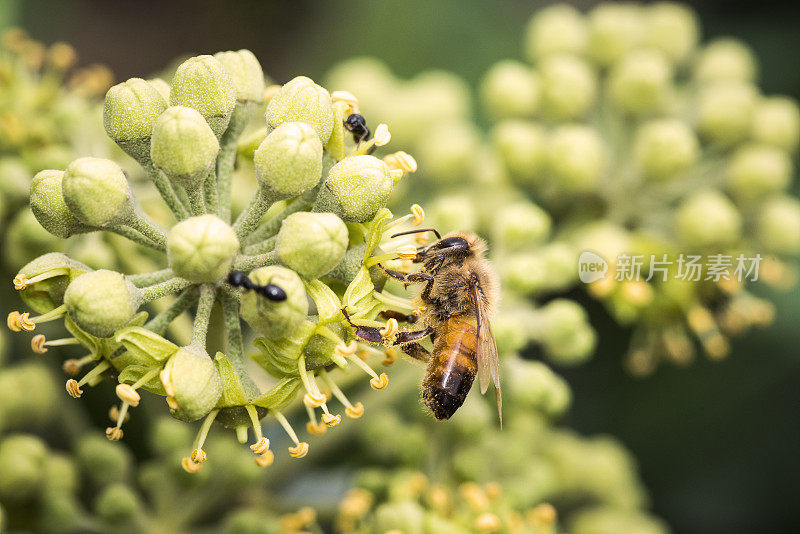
top-left (64, 270), bottom-right (142, 337)
top-left (491, 120), bottom-right (547, 184)
top-left (547, 124), bottom-right (606, 193)
top-left (675, 190), bottom-right (742, 248)
top-left (0, 157), bottom-right (32, 205)
top-left (314, 155), bottom-right (393, 222)
top-left (151, 106), bottom-right (220, 189)
top-left (417, 121), bottom-right (481, 183)
top-left (587, 3), bottom-right (644, 66)
top-left (694, 38), bottom-right (757, 84)
top-left (62, 157), bottom-right (134, 227)
top-left (644, 2), bottom-right (699, 64)
top-left (30, 170), bottom-right (93, 238)
top-left (751, 96), bottom-right (800, 151)
top-left (697, 81), bottom-right (758, 146)
top-left (539, 55), bottom-right (597, 121)
top-left (266, 76), bottom-right (335, 144)
top-left (170, 55), bottom-right (237, 136)
top-left (240, 266), bottom-right (308, 339)
top-left (94, 483), bottom-right (140, 524)
top-left (480, 60), bottom-right (540, 119)
top-left (524, 4), bottom-right (587, 61)
top-left (539, 299), bottom-right (596, 366)
top-left (756, 196), bottom-right (800, 255)
top-left (634, 119), bottom-right (699, 180)
top-left (427, 195), bottom-right (477, 233)
top-left (147, 78), bottom-right (170, 100)
top-left (167, 215), bottom-right (239, 283)
top-left (75, 435), bottom-right (131, 484)
top-left (0, 434), bottom-right (48, 502)
top-left (276, 212), bottom-right (348, 279)
top-left (492, 201), bottom-right (551, 249)
top-left (607, 49), bottom-right (673, 115)
top-left (103, 78), bottom-right (167, 144)
top-left (375, 501), bottom-right (426, 533)
top-left (162, 346), bottom-right (222, 422)
top-left (214, 49), bottom-right (266, 104)
top-left (727, 143), bottom-right (792, 199)
top-left (254, 122), bottom-right (322, 199)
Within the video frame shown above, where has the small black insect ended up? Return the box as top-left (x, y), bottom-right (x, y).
top-left (227, 271), bottom-right (287, 301)
top-left (344, 113), bottom-right (370, 144)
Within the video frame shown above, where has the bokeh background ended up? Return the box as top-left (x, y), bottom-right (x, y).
top-left (3, 1), bottom-right (800, 533)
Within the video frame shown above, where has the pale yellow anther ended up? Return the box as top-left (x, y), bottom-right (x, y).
top-left (382, 347), bottom-right (398, 366)
top-left (303, 392), bottom-right (327, 408)
top-left (105, 427), bottom-right (123, 441)
top-left (288, 442), bottom-right (309, 458)
top-left (13, 274), bottom-right (28, 290)
top-left (321, 413), bottom-right (341, 427)
top-left (166, 396), bottom-right (179, 411)
top-left (413, 305), bottom-right (427, 317)
top-left (383, 151), bottom-right (418, 174)
top-left (416, 232), bottom-right (429, 245)
top-left (7, 311), bottom-right (21, 332)
top-left (380, 318), bottom-right (398, 338)
top-left (475, 512), bottom-right (502, 532)
top-left (373, 123), bottom-right (391, 146)
top-left (484, 482), bottom-right (502, 500)
top-left (255, 450), bottom-right (274, 467)
top-left (31, 334), bottom-right (47, 354)
top-left (191, 448), bottom-right (207, 464)
top-left (687, 306), bottom-right (715, 334)
top-left (396, 245), bottom-right (418, 260)
top-left (18, 312), bottom-right (35, 332)
top-left (115, 384), bottom-right (141, 407)
top-left (410, 204), bottom-right (424, 225)
top-left (65, 379), bottom-right (83, 398)
top-left (160, 368), bottom-right (175, 397)
top-left (181, 456), bottom-right (202, 474)
top-left (331, 90), bottom-right (360, 113)
top-left (264, 84), bottom-right (281, 102)
top-left (334, 340), bottom-right (358, 357)
top-left (250, 437), bottom-right (270, 455)
top-left (62, 359), bottom-right (82, 376)
top-left (527, 503), bottom-right (557, 527)
top-left (306, 421), bottom-right (327, 435)
top-left (109, 406), bottom-right (130, 424)
top-left (345, 402), bottom-right (364, 419)
top-left (369, 372), bottom-right (389, 390)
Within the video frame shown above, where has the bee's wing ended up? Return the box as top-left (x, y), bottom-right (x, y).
top-left (471, 279), bottom-right (502, 424)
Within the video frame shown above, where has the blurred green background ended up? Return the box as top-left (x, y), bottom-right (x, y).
top-left (4, 1), bottom-right (800, 533)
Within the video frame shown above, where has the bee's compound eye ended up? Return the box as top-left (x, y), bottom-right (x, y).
top-left (263, 284), bottom-right (287, 302)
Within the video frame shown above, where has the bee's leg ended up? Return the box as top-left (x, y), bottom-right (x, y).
top-left (402, 342), bottom-right (431, 363)
top-left (393, 326), bottom-right (434, 345)
top-left (379, 309), bottom-right (418, 324)
top-left (341, 307), bottom-right (383, 343)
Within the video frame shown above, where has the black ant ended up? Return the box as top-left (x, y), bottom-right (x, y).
top-left (227, 271), bottom-right (287, 301)
top-left (344, 113), bottom-right (370, 144)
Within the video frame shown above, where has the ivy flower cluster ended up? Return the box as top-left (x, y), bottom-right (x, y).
top-left (6, 49), bottom-right (423, 472)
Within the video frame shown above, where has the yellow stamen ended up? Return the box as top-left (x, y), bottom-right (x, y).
top-left (31, 335), bottom-right (47, 354)
top-left (527, 503), bottom-right (557, 527)
top-left (303, 392), bottom-right (327, 408)
top-left (331, 90), bottom-right (359, 113)
top-left (108, 405), bottom-right (130, 424)
top-left (382, 347), bottom-right (398, 366)
top-left (160, 367), bottom-right (175, 397)
top-left (66, 379), bottom-right (83, 398)
top-left (166, 396), bottom-right (179, 411)
top-left (321, 413), bottom-right (341, 427)
top-left (105, 427), bottom-right (123, 441)
top-left (115, 384), bottom-right (141, 407)
top-left (413, 305), bottom-right (427, 317)
top-left (373, 123), bottom-right (391, 146)
top-left (383, 151), bottom-right (418, 174)
top-left (369, 373), bottom-right (389, 390)
top-left (264, 84), bottom-right (281, 102)
top-left (396, 245), bottom-right (418, 260)
top-left (334, 340), bottom-right (358, 357)
top-left (182, 456), bottom-right (202, 474)
top-left (13, 274), bottom-right (28, 290)
top-left (380, 318), bottom-right (398, 338)
top-left (191, 448), bottom-right (207, 464)
top-left (475, 512), bottom-right (502, 532)
top-left (306, 420), bottom-right (327, 435)
top-left (345, 402), bottom-right (365, 419)
top-left (255, 450), bottom-right (274, 467)
top-left (63, 355), bottom-right (93, 376)
top-left (410, 204), bottom-right (424, 225)
top-left (250, 437), bottom-right (270, 455)
top-left (288, 442), bottom-right (309, 458)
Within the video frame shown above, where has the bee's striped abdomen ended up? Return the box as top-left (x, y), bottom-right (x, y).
top-left (422, 318), bottom-right (478, 420)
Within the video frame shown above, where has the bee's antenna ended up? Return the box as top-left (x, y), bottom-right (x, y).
top-left (390, 228), bottom-right (441, 240)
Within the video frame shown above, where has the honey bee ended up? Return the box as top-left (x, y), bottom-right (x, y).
top-left (344, 230), bottom-right (502, 423)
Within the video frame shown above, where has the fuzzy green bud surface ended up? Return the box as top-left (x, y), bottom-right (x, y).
top-left (492, 120), bottom-right (547, 183)
top-left (756, 196), bottom-right (800, 254)
top-left (266, 75), bottom-right (335, 143)
top-left (547, 124), bottom-right (606, 192)
top-left (62, 157), bottom-right (133, 227)
top-left (480, 60), bottom-right (540, 118)
top-left (30, 169), bottom-right (92, 238)
top-left (170, 55), bottom-right (237, 136)
top-left (751, 97), bottom-right (800, 150)
top-left (0, 434), bottom-right (48, 502)
top-left (254, 122), bottom-right (322, 199)
top-left (163, 346), bottom-right (223, 421)
top-left (675, 190), bottom-right (742, 248)
top-left (697, 82), bottom-right (758, 145)
top-left (693, 38), bottom-right (757, 83)
top-left (167, 215), bottom-right (239, 283)
top-left (314, 155), bottom-right (393, 222)
top-left (64, 270), bottom-right (142, 337)
top-left (524, 4), bottom-right (587, 61)
top-left (492, 201), bottom-right (551, 248)
top-left (644, 2), bottom-right (699, 64)
top-left (151, 106), bottom-right (220, 189)
top-left (587, 3), bottom-right (644, 66)
top-left (539, 54), bottom-right (597, 121)
top-left (276, 212), bottom-right (348, 279)
top-left (240, 266), bottom-right (308, 339)
top-left (727, 143), bottom-right (792, 199)
top-left (103, 77), bottom-right (167, 142)
top-left (214, 49), bottom-right (266, 104)
top-left (634, 119), bottom-right (699, 180)
top-left (607, 49), bottom-right (673, 115)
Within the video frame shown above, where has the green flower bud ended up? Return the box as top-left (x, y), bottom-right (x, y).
top-left (314, 155), bottom-right (393, 222)
top-left (607, 49), bottom-right (673, 115)
top-left (76, 435), bottom-right (131, 485)
top-left (417, 121), bottom-right (481, 183)
top-left (480, 60), bottom-right (540, 118)
top-left (43, 454), bottom-right (78, 495)
top-left (30, 170), bottom-right (93, 238)
top-left (214, 49), bottom-right (266, 104)
top-left (572, 507), bottom-right (669, 534)
top-left (103, 77), bottom-right (167, 143)
top-left (276, 212), bottom-right (348, 279)
top-left (64, 270), bottom-right (142, 337)
top-left (539, 54), bottom-right (597, 121)
top-left (694, 38), bottom-right (757, 84)
top-left (15, 252), bottom-right (90, 314)
top-left (375, 501), bottom-right (426, 534)
top-left (151, 106), bottom-right (220, 189)
top-left (5, 210), bottom-right (62, 269)
top-left (491, 119), bottom-right (547, 184)
top-left (266, 75), bottom-right (335, 144)
top-left (587, 3), bottom-right (644, 66)
top-left (492, 201), bottom-right (551, 249)
top-left (697, 81), bottom-right (758, 145)
top-left (427, 194), bottom-right (477, 233)
top-left (503, 243), bottom-right (577, 295)
top-left (240, 266), bottom-right (308, 339)
top-left (62, 157), bottom-right (134, 227)
top-left (547, 124), bottom-right (606, 193)
top-left (538, 299), bottom-right (596, 366)
top-left (0, 434), bottom-right (47, 502)
top-left (751, 96), bottom-right (800, 151)
top-left (170, 55), bottom-right (237, 136)
top-left (163, 346), bottom-right (223, 421)
top-left (224, 510), bottom-right (281, 534)
top-left (148, 78), bottom-right (171, 100)
top-left (756, 196), bottom-right (800, 254)
top-left (644, 2), bottom-right (699, 64)
top-left (254, 122), bottom-right (323, 199)
top-left (727, 143), bottom-right (792, 199)
top-left (167, 215), bottom-right (239, 283)
top-left (524, 4), bottom-right (587, 61)
top-left (675, 190), bottom-right (742, 248)
top-left (150, 417), bottom-right (193, 456)
top-left (95, 483), bottom-right (141, 524)
top-left (633, 119), bottom-right (699, 180)
top-left (573, 221), bottom-right (631, 261)
top-left (38, 493), bottom-right (82, 534)
top-left (0, 157), bottom-right (32, 205)
top-left (506, 358), bottom-right (571, 417)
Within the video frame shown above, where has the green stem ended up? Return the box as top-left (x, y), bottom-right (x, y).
top-left (217, 104), bottom-right (250, 223)
top-left (129, 268), bottom-right (174, 287)
top-left (145, 288), bottom-right (198, 335)
top-left (107, 225), bottom-right (163, 252)
top-left (186, 185), bottom-right (207, 216)
top-left (242, 235), bottom-right (277, 256)
top-left (203, 170), bottom-right (220, 216)
top-left (245, 182), bottom-right (321, 245)
top-left (191, 284), bottom-right (217, 347)
top-left (127, 214), bottom-right (168, 250)
top-left (220, 292), bottom-right (244, 363)
top-left (233, 187), bottom-right (277, 242)
top-left (140, 277), bottom-right (193, 302)
top-left (232, 251), bottom-right (279, 272)
top-left (142, 158), bottom-right (190, 220)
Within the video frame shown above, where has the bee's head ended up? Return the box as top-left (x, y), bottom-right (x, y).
top-left (432, 231), bottom-right (486, 258)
